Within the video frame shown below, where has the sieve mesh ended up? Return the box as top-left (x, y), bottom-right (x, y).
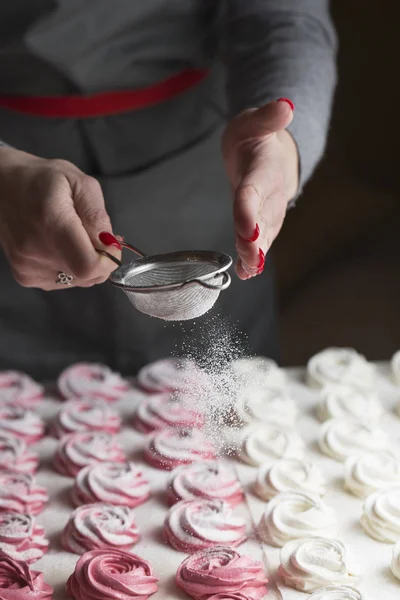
top-left (124, 260), bottom-right (216, 288)
top-left (109, 250), bottom-right (232, 321)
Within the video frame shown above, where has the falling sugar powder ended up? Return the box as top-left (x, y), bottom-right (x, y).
top-left (167, 312), bottom-right (279, 457)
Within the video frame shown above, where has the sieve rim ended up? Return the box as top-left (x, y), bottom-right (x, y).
top-left (109, 250), bottom-right (232, 293)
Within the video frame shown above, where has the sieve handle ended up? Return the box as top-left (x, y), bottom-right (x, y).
top-left (96, 238), bottom-right (146, 267)
top-left (121, 241), bottom-right (146, 258)
top-left (189, 271), bottom-right (231, 291)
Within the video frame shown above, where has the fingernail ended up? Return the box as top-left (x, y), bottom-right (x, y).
top-left (278, 97), bottom-right (295, 111)
top-left (99, 231), bottom-right (122, 250)
top-left (257, 248), bottom-right (265, 272)
top-left (242, 223), bottom-right (260, 243)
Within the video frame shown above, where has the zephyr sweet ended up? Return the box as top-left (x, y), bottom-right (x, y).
top-left (53, 431), bottom-right (125, 477)
top-left (137, 357), bottom-right (200, 393)
top-left (134, 392), bottom-right (204, 433)
top-left (0, 512), bottom-right (48, 563)
top-left (344, 451), bottom-right (400, 498)
top-left (237, 423), bottom-right (304, 466)
top-left (163, 499), bottom-right (246, 552)
top-left (58, 362), bottom-right (129, 401)
top-left (235, 386), bottom-right (297, 427)
top-left (258, 491), bottom-right (337, 547)
top-left (176, 546), bottom-right (268, 600)
top-left (230, 356), bottom-right (286, 389)
top-left (52, 398), bottom-right (121, 438)
top-left (67, 548), bottom-right (158, 600)
top-left (144, 428), bottom-right (216, 470)
top-left (316, 384), bottom-right (383, 424)
top-left (360, 487), bottom-right (400, 542)
top-left (0, 406), bottom-right (45, 444)
top-left (309, 585), bottom-right (366, 600)
top-left (278, 537), bottom-right (357, 592)
top-left (71, 462), bottom-right (150, 508)
top-left (0, 550), bottom-right (53, 599)
top-left (318, 419), bottom-right (388, 462)
top-left (0, 432), bottom-right (39, 474)
top-left (167, 461), bottom-right (244, 507)
top-left (307, 347), bottom-right (375, 390)
top-left (254, 458), bottom-right (327, 500)
top-left (62, 504), bottom-right (139, 554)
top-left (391, 350), bottom-right (400, 385)
top-left (0, 371), bottom-right (44, 409)
top-left (391, 542), bottom-right (400, 581)
top-left (0, 469), bottom-right (48, 515)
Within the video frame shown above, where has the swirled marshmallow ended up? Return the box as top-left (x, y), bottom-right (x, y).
top-left (52, 399), bottom-right (121, 438)
top-left (258, 491), bottom-right (337, 547)
top-left (134, 393), bottom-right (204, 433)
top-left (0, 433), bottom-right (39, 474)
top-left (230, 357), bottom-right (286, 389)
top-left (176, 546), bottom-right (268, 600)
top-left (0, 371), bottom-right (44, 409)
top-left (0, 407), bottom-right (44, 444)
top-left (0, 551), bottom-right (53, 599)
top-left (66, 548), bottom-right (158, 600)
top-left (62, 504), bottom-right (139, 554)
top-left (0, 469), bottom-right (48, 515)
top-left (164, 499), bottom-right (246, 553)
top-left (317, 384), bottom-right (383, 424)
top-left (0, 512), bottom-right (48, 563)
top-left (144, 428), bottom-right (216, 470)
top-left (167, 461), bottom-right (244, 507)
top-left (278, 537), bottom-right (357, 592)
top-left (235, 387), bottom-right (297, 427)
top-left (58, 363), bottom-right (129, 401)
top-left (254, 459), bottom-right (327, 501)
top-left (137, 358), bottom-right (200, 393)
top-left (237, 424), bottom-right (305, 467)
top-left (344, 452), bottom-right (400, 498)
top-left (360, 487), bottom-right (400, 542)
top-left (208, 595), bottom-right (249, 600)
top-left (318, 419), bottom-right (388, 462)
top-left (391, 351), bottom-right (400, 385)
top-left (53, 432), bottom-right (125, 477)
top-left (391, 542), bottom-right (400, 581)
top-left (307, 348), bottom-right (375, 390)
top-left (71, 462), bottom-right (150, 508)
top-left (309, 585), bottom-right (366, 599)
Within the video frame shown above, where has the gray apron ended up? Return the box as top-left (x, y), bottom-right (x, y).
top-left (0, 4), bottom-right (278, 379)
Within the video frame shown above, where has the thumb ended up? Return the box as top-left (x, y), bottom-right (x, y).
top-left (231, 99), bottom-right (294, 145)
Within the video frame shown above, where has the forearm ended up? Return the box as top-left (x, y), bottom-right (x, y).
top-left (224, 0), bottom-right (338, 197)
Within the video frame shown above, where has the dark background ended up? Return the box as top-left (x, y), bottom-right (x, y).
top-left (273, 1), bottom-right (400, 365)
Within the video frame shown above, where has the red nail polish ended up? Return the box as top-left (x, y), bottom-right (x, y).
top-left (278, 97), bottom-right (295, 111)
top-left (242, 224), bottom-right (260, 243)
top-left (99, 231), bottom-right (121, 250)
top-left (257, 248), bottom-right (265, 272)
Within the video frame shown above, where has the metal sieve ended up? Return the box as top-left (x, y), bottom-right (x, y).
top-left (98, 241), bottom-right (232, 321)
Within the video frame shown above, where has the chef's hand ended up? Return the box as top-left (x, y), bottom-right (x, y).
top-left (0, 147), bottom-right (121, 290)
top-left (222, 98), bottom-right (299, 279)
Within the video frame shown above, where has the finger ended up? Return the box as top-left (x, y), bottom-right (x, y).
top-left (231, 100), bottom-right (294, 146)
top-left (72, 176), bottom-right (122, 268)
top-left (235, 234), bottom-right (261, 268)
top-left (233, 183), bottom-right (262, 242)
top-left (235, 258), bottom-right (254, 281)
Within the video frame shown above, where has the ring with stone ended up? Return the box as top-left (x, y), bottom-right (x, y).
top-left (56, 272), bottom-right (74, 286)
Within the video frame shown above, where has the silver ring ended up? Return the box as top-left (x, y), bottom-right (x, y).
top-left (56, 272), bottom-right (74, 286)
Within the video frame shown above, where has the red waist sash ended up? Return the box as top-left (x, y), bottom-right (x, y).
top-left (0, 68), bottom-right (208, 118)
